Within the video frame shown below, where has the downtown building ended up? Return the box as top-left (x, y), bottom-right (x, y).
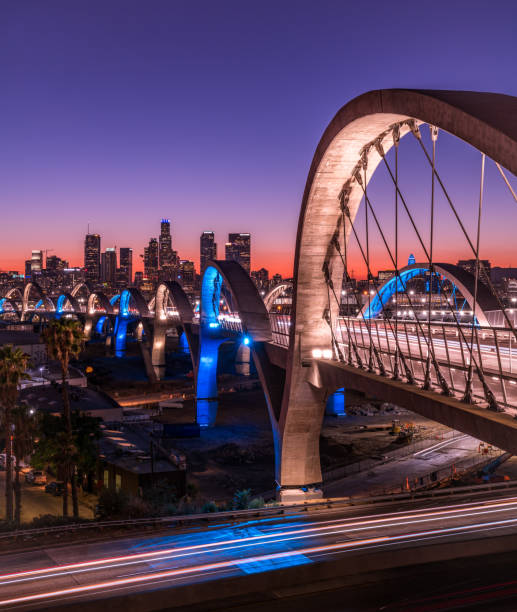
top-left (144, 237), bottom-right (159, 285)
top-left (200, 231), bottom-right (217, 272)
top-left (101, 248), bottom-right (117, 286)
top-left (84, 233), bottom-right (101, 283)
top-left (225, 233), bottom-right (250, 274)
top-left (118, 247), bottom-right (133, 285)
top-left (159, 219), bottom-right (178, 281)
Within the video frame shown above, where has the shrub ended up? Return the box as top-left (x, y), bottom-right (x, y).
top-left (201, 501), bottom-right (217, 513)
top-left (248, 497), bottom-right (265, 510)
top-left (233, 488), bottom-right (251, 510)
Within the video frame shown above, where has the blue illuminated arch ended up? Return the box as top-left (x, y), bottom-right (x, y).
top-left (363, 266), bottom-right (431, 318)
top-left (361, 262), bottom-right (498, 327)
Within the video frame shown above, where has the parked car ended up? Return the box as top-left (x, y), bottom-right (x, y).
top-left (45, 481), bottom-right (65, 496)
top-left (25, 470), bottom-right (47, 485)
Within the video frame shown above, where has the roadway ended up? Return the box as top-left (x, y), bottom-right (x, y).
top-left (4, 493), bottom-right (517, 610)
top-left (338, 319), bottom-right (517, 410)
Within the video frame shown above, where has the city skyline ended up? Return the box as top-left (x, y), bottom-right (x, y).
top-left (2, 2), bottom-right (517, 279)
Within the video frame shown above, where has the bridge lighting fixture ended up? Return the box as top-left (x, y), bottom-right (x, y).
top-left (243, 336), bottom-right (251, 346)
top-left (431, 310), bottom-right (436, 316)
top-left (512, 298), bottom-right (517, 303)
top-left (410, 290), bottom-right (414, 295)
top-left (312, 349), bottom-right (323, 359)
top-left (322, 349), bottom-right (333, 359)
top-left (209, 322), bottom-right (220, 328)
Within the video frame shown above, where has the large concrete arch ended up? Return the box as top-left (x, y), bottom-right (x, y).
top-left (21, 282), bottom-right (46, 320)
top-left (196, 260), bottom-right (279, 429)
top-left (264, 283), bottom-right (293, 312)
top-left (56, 292), bottom-right (81, 315)
top-left (71, 281), bottom-right (92, 297)
top-left (0, 297), bottom-right (21, 319)
top-left (362, 262), bottom-right (499, 326)
top-left (281, 89), bottom-right (517, 499)
top-left (152, 281), bottom-right (197, 379)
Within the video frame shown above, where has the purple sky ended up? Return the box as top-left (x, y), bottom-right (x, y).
top-left (1, 1), bottom-right (517, 277)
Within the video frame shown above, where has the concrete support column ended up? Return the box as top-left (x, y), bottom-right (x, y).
top-left (114, 316), bottom-right (129, 357)
top-left (325, 387), bottom-right (346, 416)
top-left (235, 342), bottom-right (251, 376)
top-left (196, 335), bottom-right (225, 427)
top-left (152, 320), bottom-right (166, 380)
top-left (84, 316), bottom-right (93, 341)
top-left (178, 331), bottom-right (190, 355)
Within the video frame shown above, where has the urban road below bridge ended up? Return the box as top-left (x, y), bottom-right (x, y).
top-left (4, 492), bottom-right (517, 610)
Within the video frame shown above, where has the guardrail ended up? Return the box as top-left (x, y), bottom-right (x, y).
top-left (2, 478), bottom-right (517, 544)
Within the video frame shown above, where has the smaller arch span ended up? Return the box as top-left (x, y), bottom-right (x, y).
top-left (263, 283), bottom-right (293, 312)
top-left (362, 262), bottom-right (499, 327)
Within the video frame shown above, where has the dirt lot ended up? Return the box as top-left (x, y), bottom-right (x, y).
top-left (158, 387), bottom-right (452, 501)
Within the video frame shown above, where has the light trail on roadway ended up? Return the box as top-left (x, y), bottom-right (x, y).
top-left (4, 496), bottom-right (517, 609)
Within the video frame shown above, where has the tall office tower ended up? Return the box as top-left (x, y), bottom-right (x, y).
top-left (225, 233), bottom-right (251, 273)
top-left (31, 250), bottom-right (43, 274)
top-left (24, 260), bottom-right (32, 279)
top-left (46, 256), bottom-right (68, 273)
top-left (144, 237), bottom-right (159, 283)
top-left (200, 231), bottom-right (217, 271)
top-left (101, 248), bottom-right (117, 285)
top-left (134, 271), bottom-right (143, 288)
top-left (119, 247), bottom-right (133, 285)
top-left (84, 233), bottom-right (101, 282)
top-left (159, 219), bottom-right (173, 268)
top-left (457, 259), bottom-right (492, 287)
top-left (179, 260), bottom-right (196, 292)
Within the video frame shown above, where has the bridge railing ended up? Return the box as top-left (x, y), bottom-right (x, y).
top-left (269, 313), bottom-right (290, 347)
top-left (335, 317), bottom-right (517, 411)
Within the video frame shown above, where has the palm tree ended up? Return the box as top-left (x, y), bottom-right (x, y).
top-left (12, 403), bottom-right (38, 526)
top-left (0, 346), bottom-right (29, 523)
top-left (41, 319), bottom-right (84, 518)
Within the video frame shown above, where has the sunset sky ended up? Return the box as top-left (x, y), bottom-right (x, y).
top-left (1, 1), bottom-right (517, 278)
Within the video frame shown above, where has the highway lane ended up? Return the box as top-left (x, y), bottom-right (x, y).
top-left (4, 495), bottom-right (517, 609)
top-left (338, 321), bottom-right (517, 409)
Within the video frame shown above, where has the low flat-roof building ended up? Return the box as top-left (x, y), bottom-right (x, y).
top-left (98, 424), bottom-right (186, 498)
top-left (0, 329), bottom-right (46, 365)
top-left (20, 385), bottom-right (123, 422)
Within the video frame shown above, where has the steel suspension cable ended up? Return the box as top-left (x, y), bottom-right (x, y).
top-left (328, 229), bottom-right (381, 372)
top-left (424, 126), bottom-right (439, 390)
top-left (355, 145), bottom-right (451, 394)
top-left (375, 135), bottom-right (497, 398)
top-left (411, 125), bottom-right (517, 344)
top-left (393, 125), bottom-right (401, 380)
top-left (496, 163), bottom-right (517, 204)
top-left (338, 190), bottom-right (415, 383)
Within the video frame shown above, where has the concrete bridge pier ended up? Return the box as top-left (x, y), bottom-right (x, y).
top-left (196, 334), bottom-right (226, 427)
top-left (326, 387), bottom-right (346, 416)
top-left (151, 318), bottom-right (167, 380)
top-left (235, 342), bottom-right (251, 376)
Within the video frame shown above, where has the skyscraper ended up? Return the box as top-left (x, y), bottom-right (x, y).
top-left (225, 233), bottom-right (250, 273)
top-left (101, 248), bottom-right (117, 285)
top-left (144, 237), bottom-right (159, 284)
top-left (179, 260), bottom-right (195, 292)
top-left (159, 219), bottom-right (173, 268)
top-left (31, 250), bottom-right (43, 274)
top-left (84, 233), bottom-right (101, 282)
top-left (200, 231), bottom-right (217, 271)
top-left (119, 247), bottom-right (133, 285)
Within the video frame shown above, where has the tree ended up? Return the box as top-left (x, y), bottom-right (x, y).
top-left (32, 412), bottom-right (101, 517)
top-left (12, 403), bottom-right (38, 526)
top-left (41, 319), bottom-right (84, 518)
top-left (0, 346), bottom-right (29, 523)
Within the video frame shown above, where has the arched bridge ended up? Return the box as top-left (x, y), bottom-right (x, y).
top-left (4, 89), bottom-right (517, 501)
